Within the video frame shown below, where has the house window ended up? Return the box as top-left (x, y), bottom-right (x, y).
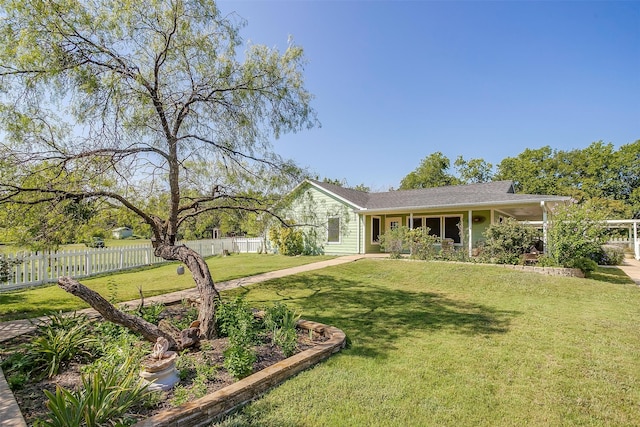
top-left (328, 217), bottom-right (340, 243)
top-left (410, 217), bottom-right (423, 229)
top-left (425, 217), bottom-right (441, 238)
top-left (407, 215), bottom-right (462, 244)
top-left (372, 217), bottom-right (381, 244)
top-left (444, 216), bottom-right (462, 244)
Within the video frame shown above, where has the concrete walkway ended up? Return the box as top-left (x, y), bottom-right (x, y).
top-left (618, 256), bottom-right (640, 286)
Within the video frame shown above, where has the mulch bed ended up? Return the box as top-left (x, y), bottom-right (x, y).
top-left (1, 305), bottom-right (327, 426)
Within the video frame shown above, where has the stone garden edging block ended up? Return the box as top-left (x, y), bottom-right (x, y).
top-left (134, 319), bottom-right (346, 427)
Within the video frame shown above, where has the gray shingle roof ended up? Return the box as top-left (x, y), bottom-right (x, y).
top-left (307, 179), bottom-right (570, 212)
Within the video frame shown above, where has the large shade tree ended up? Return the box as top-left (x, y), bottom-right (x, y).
top-left (399, 152), bottom-right (461, 189)
top-left (0, 0), bottom-right (317, 341)
top-left (495, 140), bottom-right (640, 218)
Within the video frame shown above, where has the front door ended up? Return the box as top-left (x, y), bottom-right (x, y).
top-left (385, 217), bottom-right (401, 232)
top-left (382, 217), bottom-right (402, 253)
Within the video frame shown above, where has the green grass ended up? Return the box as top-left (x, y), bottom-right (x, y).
top-left (213, 260), bottom-right (640, 427)
top-left (0, 254), bottom-right (335, 321)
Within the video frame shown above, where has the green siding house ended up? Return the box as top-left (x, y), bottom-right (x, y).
top-left (278, 179), bottom-right (571, 255)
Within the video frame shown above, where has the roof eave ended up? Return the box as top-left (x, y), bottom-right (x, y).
top-left (355, 197), bottom-right (571, 214)
top-left (306, 179), bottom-right (367, 210)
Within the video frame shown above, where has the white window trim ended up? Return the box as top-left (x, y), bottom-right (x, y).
top-left (407, 215), bottom-right (464, 245)
top-left (327, 216), bottom-right (341, 244)
top-left (371, 216), bottom-right (381, 245)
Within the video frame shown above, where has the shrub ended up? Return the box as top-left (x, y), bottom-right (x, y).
top-left (480, 218), bottom-right (538, 265)
top-left (546, 202), bottom-right (608, 268)
top-left (536, 254), bottom-right (558, 267)
top-left (268, 225), bottom-right (304, 256)
top-left (596, 245), bottom-right (625, 266)
top-left (405, 227), bottom-right (438, 260)
top-left (136, 302), bottom-right (165, 324)
top-left (263, 302), bottom-right (293, 330)
top-left (264, 302), bottom-right (300, 357)
top-left (379, 226), bottom-right (408, 258)
top-left (216, 296), bottom-right (259, 379)
top-left (223, 344), bottom-right (256, 379)
top-left (567, 257), bottom-right (598, 275)
top-left (215, 296), bottom-right (258, 343)
top-left (0, 253), bottom-right (22, 283)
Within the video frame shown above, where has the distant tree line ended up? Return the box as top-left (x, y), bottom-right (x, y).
top-left (398, 140), bottom-right (640, 218)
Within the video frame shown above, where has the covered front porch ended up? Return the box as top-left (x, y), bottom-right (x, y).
top-left (360, 200), bottom-right (560, 256)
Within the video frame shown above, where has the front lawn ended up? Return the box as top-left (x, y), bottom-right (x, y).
top-left (0, 254), bottom-right (335, 321)
top-left (214, 259), bottom-right (640, 426)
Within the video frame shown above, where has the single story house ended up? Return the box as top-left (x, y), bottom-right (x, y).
top-left (112, 226), bottom-right (133, 239)
top-left (280, 179), bottom-right (574, 256)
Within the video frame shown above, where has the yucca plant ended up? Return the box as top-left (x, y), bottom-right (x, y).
top-left (40, 356), bottom-right (151, 427)
top-left (28, 314), bottom-right (97, 379)
top-left (40, 386), bottom-right (85, 427)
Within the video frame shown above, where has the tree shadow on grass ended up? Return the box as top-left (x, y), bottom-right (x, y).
top-left (0, 291), bottom-right (33, 321)
top-left (588, 267), bottom-right (636, 285)
top-left (234, 273), bottom-right (520, 359)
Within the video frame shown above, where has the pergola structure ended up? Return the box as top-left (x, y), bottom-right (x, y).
top-left (525, 218), bottom-right (640, 260)
top-left (604, 219), bottom-right (640, 260)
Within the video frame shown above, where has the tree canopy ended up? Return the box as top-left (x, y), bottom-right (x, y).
top-left (495, 140), bottom-right (640, 217)
top-left (399, 152), bottom-right (461, 189)
top-left (0, 0), bottom-right (317, 339)
top-left (399, 140), bottom-right (640, 218)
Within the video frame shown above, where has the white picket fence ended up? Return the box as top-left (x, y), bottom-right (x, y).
top-left (607, 237), bottom-right (633, 245)
top-left (0, 237), bottom-right (265, 292)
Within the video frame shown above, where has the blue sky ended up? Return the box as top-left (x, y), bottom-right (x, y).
top-left (218, 1), bottom-right (640, 191)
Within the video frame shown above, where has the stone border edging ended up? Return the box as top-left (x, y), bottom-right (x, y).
top-left (134, 319), bottom-right (346, 427)
top-left (494, 263), bottom-right (584, 278)
top-left (0, 366), bottom-right (27, 427)
top-left (368, 257), bottom-right (585, 278)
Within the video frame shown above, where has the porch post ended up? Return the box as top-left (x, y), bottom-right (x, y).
top-left (409, 213), bottom-right (413, 229)
top-left (468, 210), bottom-right (473, 257)
top-left (541, 201), bottom-right (548, 254)
top-left (634, 221), bottom-right (639, 260)
top-left (357, 213), bottom-right (361, 254)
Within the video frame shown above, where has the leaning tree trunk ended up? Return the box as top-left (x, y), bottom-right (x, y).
top-left (58, 276), bottom-right (178, 348)
top-left (153, 243), bottom-right (220, 339)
